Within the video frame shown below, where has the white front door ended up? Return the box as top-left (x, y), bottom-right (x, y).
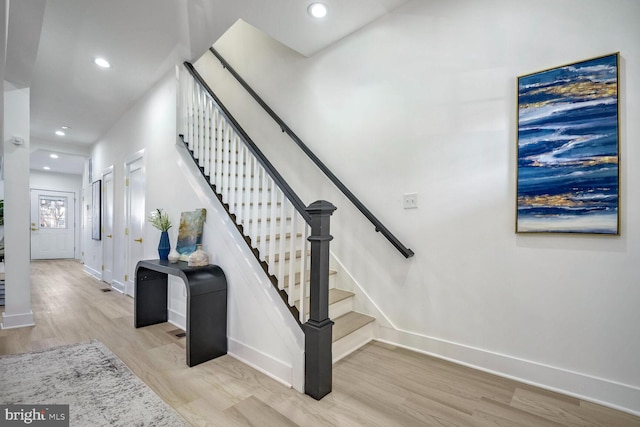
top-left (102, 168), bottom-right (114, 284)
top-left (30, 189), bottom-right (76, 259)
top-left (125, 154), bottom-right (145, 296)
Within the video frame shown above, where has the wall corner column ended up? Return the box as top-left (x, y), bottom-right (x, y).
top-left (1, 85), bottom-right (34, 329)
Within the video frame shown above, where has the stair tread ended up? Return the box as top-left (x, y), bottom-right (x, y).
top-left (332, 311), bottom-right (375, 343)
top-left (294, 288), bottom-right (353, 311)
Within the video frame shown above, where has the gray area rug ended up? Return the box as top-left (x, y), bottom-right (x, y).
top-left (0, 340), bottom-right (188, 426)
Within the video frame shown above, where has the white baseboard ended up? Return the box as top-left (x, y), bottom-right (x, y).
top-left (228, 337), bottom-right (294, 389)
top-left (111, 280), bottom-right (125, 294)
top-left (168, 308), bottom-right (186, 331)
top-left (83, 265), bottom-right (102, 281)
top-left (1, 311), bottom-right (35, 329)
top-left (376, 325), bottom-right (640, 417)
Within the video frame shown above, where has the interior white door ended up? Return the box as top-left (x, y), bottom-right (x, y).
top-left (125, 156), bottom-right (145, 296)
top-left (102, 169), bottom-right (114, 284)
top-left (30, 189), bottom-right (76, 259)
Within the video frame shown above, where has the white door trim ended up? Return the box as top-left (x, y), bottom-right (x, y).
top-left (101, 166), bottom-right (115, 286)
top-left (124, 150), bottom-right (145, 297)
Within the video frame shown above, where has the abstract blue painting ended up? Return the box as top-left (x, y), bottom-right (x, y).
top-left (517, 53), bottom-right (619, 234)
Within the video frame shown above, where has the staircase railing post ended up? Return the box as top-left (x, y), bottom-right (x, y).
top-left (303, 200), bottom-right (337, 400)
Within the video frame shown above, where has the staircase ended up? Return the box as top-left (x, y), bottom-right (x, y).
top-left (179, 63), bottom-right (375, 382)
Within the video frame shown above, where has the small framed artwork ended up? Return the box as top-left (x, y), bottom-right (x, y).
top-left (176, 208), bottom-right (207, 260)
top-left (92, 179), bottom-right (102, 240)
top-left (516, 53), bottom-right (620, 234)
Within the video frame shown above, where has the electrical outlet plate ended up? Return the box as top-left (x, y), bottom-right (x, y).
top-left (403, 193), bottom-right (418, 209)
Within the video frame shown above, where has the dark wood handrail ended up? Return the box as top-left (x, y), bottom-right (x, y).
top-left (182, 61), bottom-right (311, 224)
top-left (209, 47), bottom-right (414, 258)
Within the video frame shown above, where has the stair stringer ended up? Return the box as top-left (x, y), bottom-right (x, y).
top-left (175, 141), bottom-right (305, 392)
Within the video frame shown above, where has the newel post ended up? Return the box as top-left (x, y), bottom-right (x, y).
top-left (303, 200), bottom-right (337, 400)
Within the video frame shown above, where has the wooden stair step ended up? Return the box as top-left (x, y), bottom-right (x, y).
top-left (294, 288), bottom-right (353, 312)
top-left (332, 311), bottom-right (375, 343)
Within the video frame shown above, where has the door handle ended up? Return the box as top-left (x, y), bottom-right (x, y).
top-left (134, 238), bottom-right (143, 243)
top-left (31, 228), bottom-right (39, 231)
top-left (106, 234), bottom-right (113, 238)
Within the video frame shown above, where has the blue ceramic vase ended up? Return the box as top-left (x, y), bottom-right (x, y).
top-left (158, 231), bottom-right (170, 260)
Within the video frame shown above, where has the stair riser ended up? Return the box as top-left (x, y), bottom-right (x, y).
top-left (329, 297), bottom-right (353, 319)
top-left (297, 295), bottom-right (353, 320)
top-left (332, 322), bottom-right (374, 364)
top-left (263, 255), bottom-right (310, 276)
top-left (258, 236), bottom-right (305, 255)
top-left (279, 274), bottom-right (337, 297)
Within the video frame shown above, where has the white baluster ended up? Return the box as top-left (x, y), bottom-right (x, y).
top-left (221, 125), bottom-right (232, 203)
top-left (298, 221), bottom-right (310, 323)
top-left (209, 108), bottom-right (218, 185)
top-left (228, 135), bottom-right (238, 215)
top-left (195, 89), bottom-right (203, 161)
top-left (259, 175), bottom-right (271, 263)
top-left (287, 212), bottom-right (299, 306)
top-left (235, 144), bottom-right (245, 224)
top-left (187, 78), bottom-right (194, 151)
top-left (203, 98), bottom-right (211, 176)
top-left (242, 153), bottom-right (253, 232)
top-left (267, 182), bottom-right (279, 274)
top-left (276, 191), bottom-right (287, 290)
top-left (250, 162), bottom-right (261, 245)
top-left (214, 115), bottom-right (223, 191)
top-left (198, 90), bottom-right (206, 164)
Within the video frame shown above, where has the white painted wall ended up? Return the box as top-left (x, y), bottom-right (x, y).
top-left (195, 0), bottom-right (640, 414)
top-left (30, 170), bottom-right (82, 259)
top-left (85, 70), bottom-right (304, 391)
top-left (2, 83), bottom-right (33, 329)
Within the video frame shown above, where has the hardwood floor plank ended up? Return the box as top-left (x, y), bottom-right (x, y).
top-left (511, 387), bottom-right (640, 426)
top-left (225, 395), bottom-right (299, 427)
top-left (1, 260), bottom-right (638, 427)
top-left (472, 397), bottom-right (563, 427)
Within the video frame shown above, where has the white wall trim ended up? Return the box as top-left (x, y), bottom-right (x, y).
top-left (111, 280), bottom-right (125, 294)
top-left (376, 326), bottom-right (640, 417)
top-left (83, 264), bottom-right (102, 281)
top-left (1, 311), bottom-right (35, 329)
top-left (228, 337), bottom-right (294, 389)
top-left (168, 308), bottom-right (186, 331)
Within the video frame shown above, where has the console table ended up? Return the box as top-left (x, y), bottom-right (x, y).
top-left (134, 259), bottom-right (227, 367)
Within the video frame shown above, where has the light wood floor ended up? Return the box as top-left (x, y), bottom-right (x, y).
top-left (1, 260), bottom-right (638, 426)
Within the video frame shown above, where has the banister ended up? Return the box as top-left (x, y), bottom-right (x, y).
top-left (182, 61), bottom-right (311, 224)
top-left (209, 47), bottom-right (414, 259)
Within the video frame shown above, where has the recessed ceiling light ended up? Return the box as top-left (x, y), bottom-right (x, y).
top-left (50, 153), bottom-right (59, 159)
top-left (43, 166), bottom-right (51, 171)
top-left (55, 130), bottom-right (65, 136)
top-left (61, 125), bottom-right (71, 130)
top-left (94, 57), bottom-right (111, 68)
top-left (308, 2), bottom-right (327, 18)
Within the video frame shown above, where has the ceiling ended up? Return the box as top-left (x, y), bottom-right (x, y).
top-left (4, 0), bottom-right (408, 176)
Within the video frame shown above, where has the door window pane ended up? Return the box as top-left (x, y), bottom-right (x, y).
top-left (39, 196), bottom-right (67, 229)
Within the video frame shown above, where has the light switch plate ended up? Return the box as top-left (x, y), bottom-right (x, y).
top-left (403, 193), bottom-right (418, 209)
